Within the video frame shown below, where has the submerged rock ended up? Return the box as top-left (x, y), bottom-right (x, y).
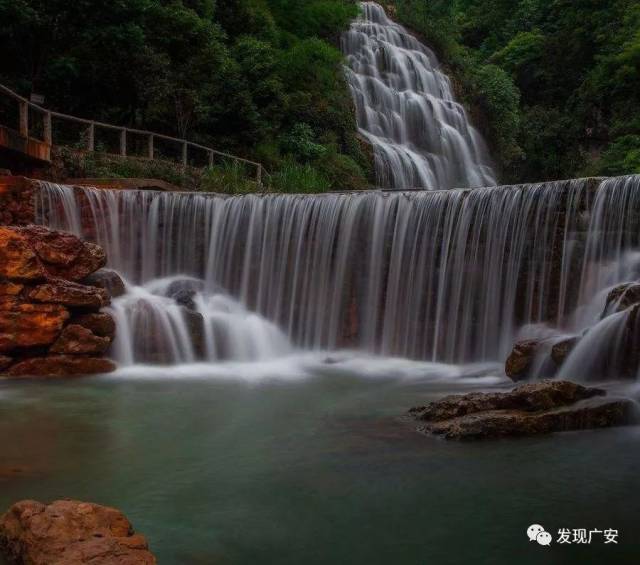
top-left (410, 380), bottom-right (636, 440)
top-left (0, 499), bottom-right (156, 564)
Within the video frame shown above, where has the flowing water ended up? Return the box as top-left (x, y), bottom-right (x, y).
top-left (342, 2), bottom-right (496, 189)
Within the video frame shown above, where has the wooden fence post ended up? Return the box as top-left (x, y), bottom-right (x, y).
top-left (182, 142), bottom-right (188, 166)
top-left (120, 129), bottom-right (127, 156)
top-left (148, 134), bottom-right (154, 159)
top-left (18, 101), bottom-right (28, 137)
top-left (256, 164), bottom-right (262, 186)
top-left (43, 112), bottom-right (52, 145)
top-left (208, 150), bottom-right (214, 168)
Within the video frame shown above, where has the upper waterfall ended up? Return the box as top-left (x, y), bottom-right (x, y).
top-left (342, 2), bottom-right (497, 189)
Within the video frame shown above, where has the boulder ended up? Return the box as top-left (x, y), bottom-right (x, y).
top-left (605, 282), bottom-right (640, 314)
top-left (28, 280), bottom-right (109, 309)
top-left (19, 226), bottom-right (106, 281)
top-left (505, 339), bottom-right (539, 381)
top-left (7, 356), bottom-right (116, 378)
top-left (50, 324), bottom-right (111, 355)
top-left (410, 380), bottom-right (636, 440)
top-left (550, 336), bottom-right (579, 366)
top-left (0, 301), bottom-right (69, 352)
top-left (72, 313), bottom-right (116, 340)
top-left (0, 499), bottom-right (156, 564)
top-left (83, 269), bottom-right (126, 298)
top-left (0, 228), bottom-right (41, 280)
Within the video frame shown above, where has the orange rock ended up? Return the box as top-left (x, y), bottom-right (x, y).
top-left (28, 280), bottom-right (109, 309)
top-left (50, 324), bottom-right (111, 355)
top-left (0, 227), bottom-right (42, 280)
top-left (0, 282), bottom-right (23, 296)
top-left (0, 499), bottom-right (156, 564)
top-left (72, 313), bottom-right (116, 339)
top-left (0, 302), bottom-right (69, 352)
top-left (7, 356), bottom-right (116, 377)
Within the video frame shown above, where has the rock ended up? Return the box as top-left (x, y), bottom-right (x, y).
top-left (172, 289), bottom-right (197, 311)
top-left (50, 324), bottom-right (111, 355)
top-left (7, 356), bottom-right (116, 377)
top-left (0, 283), bottom-right (23, 296)
top-left (83, 269), bottom-right (126, 298)
top-left (72, 313), bottom-right (116, 340)
top-left (28, 280), bottom-right (109, 309)
top-left (605, 283), bottom-right (640, 314)
top-left (0, 499), bottom-right (156, 564)
top-left (505, 339), bottom-right (540, 381)
top-left (0, 228), bottom-right (41, 280)
top-left (0, 356), bottom-right (11, 370)
top-left (19, 226), bottom-right (106, 281)
top-left (550, 336), bottom-right (579, 366)
top-left (0, 301), bottom-right (70, 352)
top-left (410, 380), bottom-right (635, 440)
top-left (181, 307), bottom-right (205, 359)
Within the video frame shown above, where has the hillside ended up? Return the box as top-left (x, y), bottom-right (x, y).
top-left (0, 0), bottom-right (371, 191)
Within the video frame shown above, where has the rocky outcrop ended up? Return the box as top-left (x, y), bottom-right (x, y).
top-left (410, 381), bottom-right (636, 440)
top-left (0, 225), bottom-right (116, 378)
top-left (0, 499), bottom-right (156, 564)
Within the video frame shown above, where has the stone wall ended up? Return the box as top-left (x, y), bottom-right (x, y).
top-left (0, 225), bottom-right (116, 377)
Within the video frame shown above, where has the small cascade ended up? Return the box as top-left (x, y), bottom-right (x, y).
top-left (342, 2), bottom-right (496, 189)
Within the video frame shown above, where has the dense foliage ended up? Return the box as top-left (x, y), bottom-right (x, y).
top-left (0, 0), bottom-right (370, 191)
top-left (392, 0), bottom-right (640, 182)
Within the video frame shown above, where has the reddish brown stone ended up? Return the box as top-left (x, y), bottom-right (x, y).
top-left (84, 269), bottom-right (126, 298)
top-left (0, 283), bottom-right (23, 296)
top-left (505, 339), bottom-right (540, 381)
top-left (0, 355), bottom-right (11, 370)
top-left (28, 280), bottom-right (109, 309)
top-left (0, 228), bottom-right (42, 280)
top-left (7, 356), bottom-right (116, 377)
top-left (0, 499), bottom-right (156, 564)
top-left (72, 313), bottom-right (116, 339)
top-left (0, 302), bottom-right (69, 352)
top-left (50, 324), bottom-right (111, 355)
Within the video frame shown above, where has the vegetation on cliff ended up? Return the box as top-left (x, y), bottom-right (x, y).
top-left (0, 0), bottom-right (370, 191)
top-left (391, 0), bottom-right (640, 183)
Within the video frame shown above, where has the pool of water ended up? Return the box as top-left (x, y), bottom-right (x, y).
top-left (1, 358), bottom-right (639, 564)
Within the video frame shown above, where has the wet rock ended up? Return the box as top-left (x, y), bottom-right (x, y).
top-left (83, 268), bottom-right (126, 298)
top-left (605, 283), bottom-right (640, 314)
top-left (0, 228), bottom-right (41, 280)
top-left (50, 324), bottom-right (111, 355)
top-left (550, 336), bottom-right (579, 366)
top-left (0, 499), bottom-right (156, 564)
top-left (0, 283), bottom-right (23, 296)
top-left (172, 289), bottom-right (197, 311)
top-left (505, 339), bottom-right (540, 381)
top-left (28, 280), bottom-right (109, 309)
top-left (72, 313), bottom-right (116, 340)
top-left (7, 356), bottom-right (115, 377)
top-left (181, 307), bottom-right (205, 359)
top-left (19, 226), bottom-right (106, 281)
top-left (0, 301), bottom-right (69, 352)
top-left (410, 380), bottom-right (635, 440)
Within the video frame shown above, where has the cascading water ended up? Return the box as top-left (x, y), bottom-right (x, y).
top-left (342, 2), bottom-right (496, 189)
top-left (35, 178), bottom-right (597, 367)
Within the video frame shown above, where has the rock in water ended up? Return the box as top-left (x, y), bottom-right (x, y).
top-left (7, 356), bottom-right (116, 378)
top-left (410, 381), bottom-right (636, 440)
top-left (0, 499), bottom-right (156, 564)
top-left (83, 269), bottom-right (126, 298)
top-left (504, 339), bottom-right (540, 380)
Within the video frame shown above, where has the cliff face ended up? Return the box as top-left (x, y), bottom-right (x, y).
top-left (0, 224), bottom-right (116, 377)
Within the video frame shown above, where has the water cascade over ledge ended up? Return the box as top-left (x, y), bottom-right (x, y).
top-left (342, 2), bottom-right (496, 189)
top-left (35, 176), bottom-right (640, 373)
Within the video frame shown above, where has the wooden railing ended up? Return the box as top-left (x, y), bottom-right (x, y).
top-left (0, 83), bottom-right (264, 185)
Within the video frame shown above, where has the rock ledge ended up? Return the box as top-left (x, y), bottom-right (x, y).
top-left (410, 381), bottom-right (636, 440)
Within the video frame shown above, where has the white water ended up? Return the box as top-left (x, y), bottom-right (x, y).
top-left (35, 178), bottom-right (590, 367)
top-left (342, 2), bottom-right (496, 189)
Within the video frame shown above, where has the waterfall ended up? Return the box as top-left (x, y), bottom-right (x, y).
top-left (342, 2), bottom-right (496, 189)
top-left (37, 178), bottom-right (603, 366)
